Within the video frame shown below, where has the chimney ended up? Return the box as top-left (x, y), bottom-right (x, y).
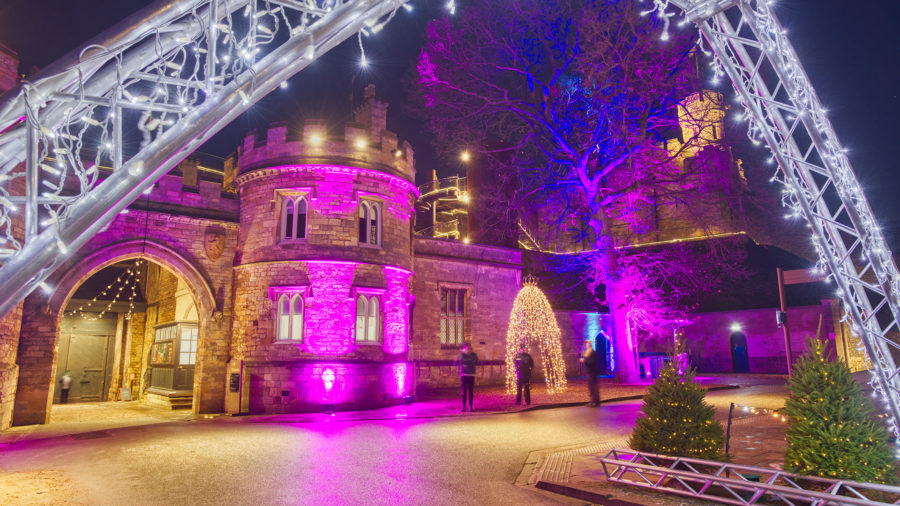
top-left (353, 84), bottom-right (388, 143)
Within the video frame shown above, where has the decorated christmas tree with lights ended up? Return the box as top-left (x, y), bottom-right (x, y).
top-left (629, 343), bottom-right (724, 460)
top-left (784, 338), bottom-right (898, 484)
top-left (504, 278), bottom-right (567, 394)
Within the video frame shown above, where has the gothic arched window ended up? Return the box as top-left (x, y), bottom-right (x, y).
top-left (355, 293), bottom-right (381, 343)
top-left (276, 293), bottom-right (304, 341)
top-left (358, 200), bottom-right (381, 246)
top-left (281, 196), bottom-right (308, 241)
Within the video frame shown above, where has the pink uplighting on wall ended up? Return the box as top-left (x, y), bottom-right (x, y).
top-left (304, 262), bottom-right (356, 355)
top-left (390, 362), bottom-right (412, 398)
top-left (302, 261), bottom-right (411, 356)
top-left (383, 269), bottom-right (411, 354)
top-left (267, 164), bottom-right (418, 196)
top-left (322, 368), bottom-right (336, 391)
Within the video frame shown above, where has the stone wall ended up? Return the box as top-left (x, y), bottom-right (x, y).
top-left (233, 166), bottom-right (416, 270)
top-left (0, 302), bottom-right (22, 429)
top-left (0, 44), bottom-right (17, 99)
top-left (682, 302), bottom-right (837, 374)
top-left (410, 238), bottom-right (522, 390)
top-left (248, 361), bottom-right (413, 414)
top-left (229, 97), bottom-right (418, 414)
top-left (556, 311), bottom-right (612, 376)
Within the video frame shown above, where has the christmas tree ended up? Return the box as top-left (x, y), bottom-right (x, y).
top-left (784, 338), bottom-right (898, 484)
top-left (629, 349), bottom-right (724, 460)
top-left (504, 280), bottom-right (567, 394)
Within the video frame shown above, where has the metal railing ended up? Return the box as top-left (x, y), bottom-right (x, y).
top-left (415, 218), bottom-right (458, 239)
top-left (601, 449), bottom-right (900, 505)
top-left (417, 176), bottom-right (466, 199)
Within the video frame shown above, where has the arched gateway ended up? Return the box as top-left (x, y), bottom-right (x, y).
top-left (13, 230), bottom-right (235, 425)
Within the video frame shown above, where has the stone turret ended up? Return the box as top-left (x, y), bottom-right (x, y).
top-left (232, 86), bottom-right (414, 183)
top-left (227, 88), bottom-right (417, 415)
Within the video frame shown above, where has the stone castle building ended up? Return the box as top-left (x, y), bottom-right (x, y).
top-left (0, 73), bottom-right (866, 430)
top-left (0, 85), bottom-right (523, 429)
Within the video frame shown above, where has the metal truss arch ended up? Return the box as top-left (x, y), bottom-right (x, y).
top-left (0, 0), bottom-right (408, 317)
top-left (664, 0), bottom-right (900, 439)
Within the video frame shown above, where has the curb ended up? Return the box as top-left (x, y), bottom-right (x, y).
top-left (519, 383), bottom-right (739, 412)
top-left (536, 481), bottom-right (643, 506)
top-left (234, 383), bottom-right (742, 424)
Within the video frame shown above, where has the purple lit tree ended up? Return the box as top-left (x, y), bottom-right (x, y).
top-left (416, 0), bottom-right (745, 381)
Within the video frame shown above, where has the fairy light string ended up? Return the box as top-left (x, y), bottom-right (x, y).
top-left (505, 276), bottom-right (567, 394)
top-left (65, 258), bottom-right (143, 321)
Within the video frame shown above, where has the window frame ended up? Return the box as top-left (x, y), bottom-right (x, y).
top-left (280, 195), bottom-right (309, 243)
top-left (269, 286), bottom-right (309, 343)
top-left (358, 199), bottom-right (382, 248)
top-left (439, 285), bottom-right (469, 348)
top-left (353, 287), bottom-right (385, 345)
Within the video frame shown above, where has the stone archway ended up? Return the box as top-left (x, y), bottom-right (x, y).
top-left (13, 240), bottom-right (221, 426)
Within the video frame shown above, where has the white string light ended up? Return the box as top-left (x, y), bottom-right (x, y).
top-left (65, 258), bottom-right (142, 321)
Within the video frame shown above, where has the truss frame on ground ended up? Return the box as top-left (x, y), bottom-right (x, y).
top-left (602, 449), bottom-right (900, 505)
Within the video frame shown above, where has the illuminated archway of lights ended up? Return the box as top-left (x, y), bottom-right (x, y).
top-left (505, 280), bottom-right (567, 394)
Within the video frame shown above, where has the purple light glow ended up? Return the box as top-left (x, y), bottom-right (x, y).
top-left (301, 260), bottom-right (411, 356)
top-left (264, 164), bottom-right (419, 197)
top-left (308, 364), bottom-right (349, 404)
top-left (257, 165), bottom-right (416, 220)
top-left (322, 368), bottom-right (336, 391)
top-left (391, 362), bottom-right (412, 398)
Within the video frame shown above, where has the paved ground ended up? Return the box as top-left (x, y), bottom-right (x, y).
top-left (0, 374), bottom-right (791, 505)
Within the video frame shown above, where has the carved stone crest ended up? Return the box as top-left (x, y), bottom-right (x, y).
top-left (204, 226), bottom-right (226, 260)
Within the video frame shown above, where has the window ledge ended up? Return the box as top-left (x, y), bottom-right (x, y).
top-left (278, 238), bottom-right (309, 245)
top-left (272, 339), bottom-right (304, 345)
top-left (355, 340), bottom-right (383, 346)
top-left (358, 242), bottom-right (382, 250)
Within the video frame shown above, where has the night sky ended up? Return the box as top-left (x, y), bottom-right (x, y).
top-left (1, 0), bottom-right (898, 244)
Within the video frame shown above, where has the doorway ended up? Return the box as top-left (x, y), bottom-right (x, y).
top-left (730, 331), bottom-right (750, 373)
top-left (55, 316), bottom-right (117, 403)
top-left (595, 330), bottom-right (614, 376)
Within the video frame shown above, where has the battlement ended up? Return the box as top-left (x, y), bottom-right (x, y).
top-left (677, 90), bottom-right (726, 153)
top-left (230, 85), bottom-right (415, 183)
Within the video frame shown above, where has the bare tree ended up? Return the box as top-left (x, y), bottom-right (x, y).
top-left (417, 0), bottom-right (744, 381)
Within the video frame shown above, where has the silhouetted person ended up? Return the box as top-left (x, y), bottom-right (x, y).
top-left (456, 342), bottom-right (478, 412)
top-left (59, 370), bottom-right (73, 404)
top-left (580, 341), bottom-right (600, 407)
top-left (515, 347), bottom-right (534, 406)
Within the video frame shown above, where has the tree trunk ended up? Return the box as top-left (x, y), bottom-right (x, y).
top-left (589, 209), bottom-right (641, 385)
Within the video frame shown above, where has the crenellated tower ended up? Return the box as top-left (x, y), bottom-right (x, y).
top-left (228, 85), bottom-right (418, 414)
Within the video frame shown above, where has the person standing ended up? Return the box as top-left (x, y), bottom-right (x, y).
top-left (59, 370), bottom-right (73, 404)
top-left (456, 342), bottom-right (478, 412)
top-left (515, 346), bottom-right (534, 406)
top-left (580, 341), bottom-right (600, 407)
